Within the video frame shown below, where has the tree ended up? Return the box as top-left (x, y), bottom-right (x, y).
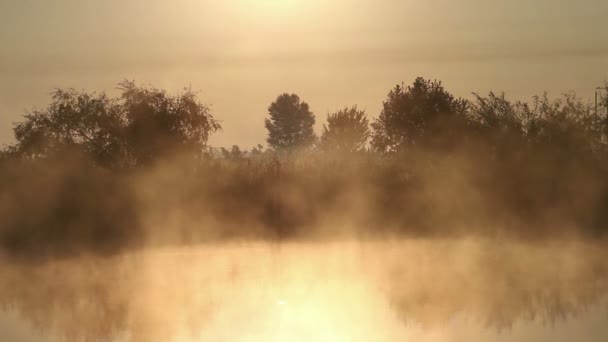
top-left (371, 77), bottom-right (468, 152)
top-left (467, 92), bottom-right (526, 154)
top-left (264, 93), bottom-right (316, 150)
top-left (320, 106), bottom-right (370, 152)
top-left (250, 144), bottom-right (265, 156)
top-left (120, 81), bottom-right (221, 165)
top-left (524, 93), bottom-right (599, 153)
top-left (4, 82), bottom-right (221, 168)
top-left (599, 83), bottom-right (608, 142)
top-left (10, 89), bottom-right (126, 167)
top-left (220, 145), bottom-right (246, 160)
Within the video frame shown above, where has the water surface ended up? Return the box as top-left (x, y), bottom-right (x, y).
top-left (1, 239), bottom-right (607, 341)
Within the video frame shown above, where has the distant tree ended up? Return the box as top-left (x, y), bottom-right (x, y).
top-left (220, 145), bottom-right (246, 159)
top-left (0, 145), bottom-right (17, 162)
top-left (524, 93), bottom-right (599, 153)
top-left (468, 91), bottom-right (608, 156)
top-left (250, 144), bottom-right (265, 155)
top-left (320, 106), bottom-right (370, 152)
top-left (264, 93), bottom-right (316, 150)
top-left (371, 77), bottom-right (468, 152)
top-left (120, 81), bottom-right (221, 165)
top-left (9, 89), bottom-right (126, 167)
top-left (599, 83), bottom-right (608, 139)
top-left (470, 93), bottom-right (524, 133)
top-left (4, 81), bottom-right (221, 167)
top-left (467, 92), bottom-right (526, 154)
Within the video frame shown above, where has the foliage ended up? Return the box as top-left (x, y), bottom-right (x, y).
top-left (220, 145), bottom-right (246, 160)
top-left (2, 78), bottom-right (608, 259)
top-left (120, 81), bottom-right (221, 166)
top-left (12, 89), bottom-right (125, 167)
top-left (264, 93), bottom-right (316, 150)
top-left (5, 81), bottom-right (221, 168)
top-left (371, 77), bottom-right (469, 152)
top-left (320, 106), bottom-right (370, 152)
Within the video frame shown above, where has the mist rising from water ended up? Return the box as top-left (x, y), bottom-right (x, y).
top-left (1, 238), bottom-right (607, 341)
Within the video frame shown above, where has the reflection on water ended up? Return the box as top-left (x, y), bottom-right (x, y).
top-left (1, 239), bottom-right (607, 341)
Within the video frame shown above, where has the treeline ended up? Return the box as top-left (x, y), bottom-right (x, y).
top-left (1, 78), bottom-right (608, 259)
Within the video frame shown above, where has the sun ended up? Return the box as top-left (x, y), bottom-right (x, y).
top-left (237, 0), bottom-right (313, 16)
top-left (254, 0), bottom-right (301, 10)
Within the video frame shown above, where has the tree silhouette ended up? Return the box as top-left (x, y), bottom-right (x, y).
top-left (120, 81), bottom-right (221, 166)
top-left (1, 78), bottom-right (608, 252)
top-left (524, 93), bottom-right (598, 153)
top-left (10, 89), bottom-right (126, 167)
top-left (250, 144), bottom-right (265, 155)
top-left (5, 82), bottom-right (221, 167)
top-left (220, 145), bottom-right (246, 160)
top-left (467, 92), bottom-right (527, 155)
top-left (265, 93), bottom-right (316, 150)
top-left (320, 106), bottom-right (370, 152)
top-left (371, 77), bottom-right (468, 152)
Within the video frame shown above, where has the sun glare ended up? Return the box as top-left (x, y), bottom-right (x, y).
top-left (236, 0), bottom-right (315, 17)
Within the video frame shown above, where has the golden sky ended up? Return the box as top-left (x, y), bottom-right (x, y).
top-left (1, 0), bottom-right (607, 148)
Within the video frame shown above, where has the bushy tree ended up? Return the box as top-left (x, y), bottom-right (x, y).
top-left (120, 81), bottom-right (221, 165)
top-left (320, 106), bottom-right (370, 152)
top-left (595, 83), bottom-right (608, 144)
top-left (220, 145), bottom-right (246, 160)
top-left (371, 77), bottom-right (468, 152)
top-left (5, 82), bottom-right (221, 167)
top-left (467, 92), bottom-right (527, 155)
top-left (265, 93), bottom-right (316, 150)
top-left (524, 93), bottom-right (598, 152)
top-left (469, 92), bottom-right (524, 134)
top-left (11, 89), bottom-right (126, 167)
top-left (250, 144), bottom-right (265, 156)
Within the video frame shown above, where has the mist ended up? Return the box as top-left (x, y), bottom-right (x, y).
top-left (1, 240), bottom-right (607, 341)
top-left (1, 76), bottom-right (608, 341)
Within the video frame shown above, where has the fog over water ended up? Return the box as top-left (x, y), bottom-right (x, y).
top-left (2, 84), bottom-right (608, 340)
top-left (1, 239), bottom-right (607, 341)
top-left (2, 0), bottom-right (608, 341)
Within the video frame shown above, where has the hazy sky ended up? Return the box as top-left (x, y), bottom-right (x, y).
top-left (1, 0), bottom-right (607, 148)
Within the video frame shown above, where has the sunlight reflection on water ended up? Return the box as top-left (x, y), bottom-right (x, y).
top-left (1, 239), bottom-right (607, 342)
